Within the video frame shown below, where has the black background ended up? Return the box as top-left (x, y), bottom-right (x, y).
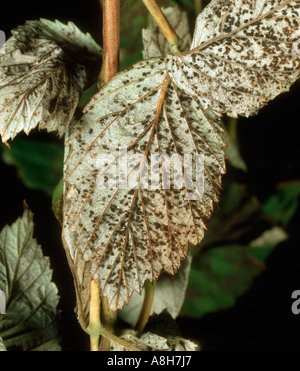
top-left (1, 0), bottom-right (300, 351)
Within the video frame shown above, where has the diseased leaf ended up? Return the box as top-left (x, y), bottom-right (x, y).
top-left (167, 0), bottom-right (300, 117)
top-left (0, 19), bottom-right (101, 143)
top-left (142, 5), bottom-right (192, 59)
top-left (63, 58), bottom-right (226, 313)
top-left (0, 207), bottom-right (60, 351)
top-left (112, 310), bottom-right (199, 351)
top-left (119, 256), bottom-right (192, 326)
top-left (114, 9), bottom-right (192, 325)
top-left (63, 0), bottom-right (300, 315)
top-left (110, 329), bottom-right (198, 351)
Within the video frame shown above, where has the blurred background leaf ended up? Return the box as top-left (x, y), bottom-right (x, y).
top-left (119, 256), bottom-right (192, 326)
top-left (262, 181), bottom-right (300, 226)
top-left (181, 245), bottom-right (267, 317)
top-left (1, 136), bottom-right (63, 196)
top-left (0, 336), bottom-right (6, 351)
top-left (119, 0), bottom-right (197, 71)
top-left (180, 113), bottom-right (296, 319)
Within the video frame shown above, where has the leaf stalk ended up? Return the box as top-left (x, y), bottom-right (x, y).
top-left (135, 280), bottom-right (156, 333)
top-left (142, 0), bottom-right (182, 54)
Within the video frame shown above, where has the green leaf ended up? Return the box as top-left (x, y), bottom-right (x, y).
top-left (0, 207), bottom-right (60, 351)
top-left (262, 181), bottom-right (300, 225)
top-left (78, 83), bottom-right (98, 108)
top-left (119, 0), bottom-right (147, 71)
top-left (224, 126), bottom-right (247, 172)
top-left (199, 179), bottom-right (264, 249)
top-left (170, 0), bottom-right (195, 11)
top-left (249, 226), bottom-right (288, 262)
top-left (2, 138), bottom-right (63, 196)
top-left (181, 175), bottom-right (289, 318)
top-left (181, 245), bottom-right (264, 317)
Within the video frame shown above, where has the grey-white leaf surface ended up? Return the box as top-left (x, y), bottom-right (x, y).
top-left (63, 57), bottom-right (226, 312)
top-left (63, 0), bottom-right (300, 313)
top-left (0, 207), bottom-right (60, 351)
top-left (110, 329), bottom-right (198, 351)
top-left (0, 19), bottom-right (101, 143)
top-left (167, 0), bottom-right (300, 117)
top-left (142, 5), bottom-right (191, 59)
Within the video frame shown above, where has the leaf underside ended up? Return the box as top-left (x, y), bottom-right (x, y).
top-left (63, 0), bottom-right (300, 313)
top-left (0, 207), bottom-right (60, 351)
top-left (0, 19), bottom-right (101, 143)
top-left (110, 328), bottom-right (198, 351)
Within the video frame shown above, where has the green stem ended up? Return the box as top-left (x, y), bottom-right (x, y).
top-left (228, 117), bottom-right (238, 143)
top-left (135, 280), bottom-right (156, 333)
top-left (142, 0), bottom-right (182, 54)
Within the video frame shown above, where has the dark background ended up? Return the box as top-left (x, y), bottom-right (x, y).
top-left (1, 0), bottom-right (300, 351)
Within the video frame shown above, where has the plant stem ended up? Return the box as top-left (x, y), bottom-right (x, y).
top-left (194, 0), bottom-right (203, 14)
top-left (98, 0), bottom-right (120, 87)
top-left (99, 296), bottom-right (117, 351)
top-left (89, 280), bottom-right (139, 350)
top-left (142, 0), bottom-right (182, 54)
top-left (228, 117), bottom-right (238, 143)
top-left (94, 0), bottom-right (122, 351)
top-left (100, 327), bottom-right (141, 351)
top-left (89, 279), bottom-right (101, 351)
top-left (135, 280), bottom-right (156, 333)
